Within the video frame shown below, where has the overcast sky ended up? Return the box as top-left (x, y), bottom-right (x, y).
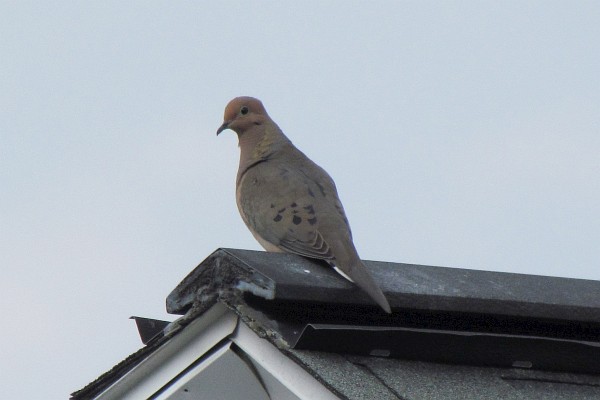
top-left (1, 2), bottom-right (599, 399)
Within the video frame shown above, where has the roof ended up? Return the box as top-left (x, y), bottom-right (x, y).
top-left (72, 248), bottom-right (600, 399)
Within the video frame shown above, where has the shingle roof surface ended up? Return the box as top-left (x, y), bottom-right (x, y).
top-left (291, 350), bottom-right (600, 400)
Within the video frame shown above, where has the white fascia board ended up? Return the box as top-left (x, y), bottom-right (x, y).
top-left (154, 342), bottom-right (271, 400)
top-left (152, 342), bottom-right (233, 400)
top-left (96, 303), bottom-right (237, 400)
top-left (232, 322), bottom-right (341, 400)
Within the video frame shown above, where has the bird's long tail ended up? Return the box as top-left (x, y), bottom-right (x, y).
top-left (330, 259), bottom-right (391, 314)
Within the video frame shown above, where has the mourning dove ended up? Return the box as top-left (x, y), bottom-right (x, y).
top-left (217, 97), bottom-right (391, 313)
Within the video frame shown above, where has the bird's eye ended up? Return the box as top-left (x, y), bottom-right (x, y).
top-left (240, 106), bottom-right (249, 115)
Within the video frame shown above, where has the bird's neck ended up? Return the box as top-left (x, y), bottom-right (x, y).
top-left (236, 123), bottom-right (291, 183)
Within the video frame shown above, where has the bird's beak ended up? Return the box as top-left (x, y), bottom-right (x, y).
top-left (216, 121), bottom-right (230, 135)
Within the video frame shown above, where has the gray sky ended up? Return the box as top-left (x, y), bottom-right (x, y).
top-left (1, 2), bottom-right (599, 399)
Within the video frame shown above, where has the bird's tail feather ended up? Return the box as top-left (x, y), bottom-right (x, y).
top-left (333, 260), bottom-right (391, 314)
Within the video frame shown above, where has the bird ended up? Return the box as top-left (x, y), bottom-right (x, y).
top-left (217, 96), bottom-right (391, 313)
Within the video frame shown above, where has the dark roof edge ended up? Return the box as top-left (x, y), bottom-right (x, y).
top-left (167, 248), bottom-right (600, 325)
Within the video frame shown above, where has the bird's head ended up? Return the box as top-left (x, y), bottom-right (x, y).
top-left (217, 97), bottom-right (269, 136)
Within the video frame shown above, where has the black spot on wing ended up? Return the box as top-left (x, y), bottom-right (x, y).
top-left (292, 216), bottom-right (302, 225)
top-left (279, 168), bottom-right (289, 178)
top-left (316, 182), bottom-right (326, 197)
top-left (335, 204), bottom-right (350, 229)
top-left (303, 205), bottom-right (315, 215)
top-left (273, 214), bottom-right (282, 222)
